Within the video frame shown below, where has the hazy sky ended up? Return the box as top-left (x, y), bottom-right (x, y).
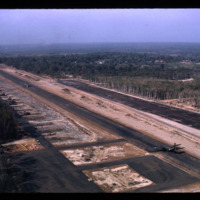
top-left (0, 9), bottom-right (200, 45)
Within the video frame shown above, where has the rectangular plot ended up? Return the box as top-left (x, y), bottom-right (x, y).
top-left (60, 142), bottom-right (147, 166)
top-left (83, 164), bottom-right (154, 192)
top-left (2, 138), bottom-right (44, 153)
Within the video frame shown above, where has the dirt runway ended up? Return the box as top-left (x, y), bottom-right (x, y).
top-left (59, 79), bottom-right (200, 129)
top-left (1, 69), bottom-right (200, 192)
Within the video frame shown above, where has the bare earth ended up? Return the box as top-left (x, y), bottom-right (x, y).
top-left (1, 66), bottom-right (200, 158)
top-left (60, 142), bottom-right (146, 166)
top-left (83, 164), bottom-right (154, 193)
top-left (1, 65), bottom-right (200, 192)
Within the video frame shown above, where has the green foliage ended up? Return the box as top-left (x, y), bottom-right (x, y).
top-left (90, 75), bottom-right (200, 108)
top-left (1, 52), bottom-right (200, 107)
top-left (1, 52), bottom-right (200, 79)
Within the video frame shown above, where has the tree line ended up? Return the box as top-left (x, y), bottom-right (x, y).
top-left (90, 76), bottom-right (200, 106)
top-left (1, 52), bottom-right (200, 79)
top-left (1, 52), bottom-right (200, 107)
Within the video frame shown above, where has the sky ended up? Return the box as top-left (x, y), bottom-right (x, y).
top-left (0, 9), bottom-right (200, 45)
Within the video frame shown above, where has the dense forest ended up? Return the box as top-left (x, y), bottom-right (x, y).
top-left (1, 52), bottom-right (200, 79)
top-left (1, 48), bottom-right (200, 107)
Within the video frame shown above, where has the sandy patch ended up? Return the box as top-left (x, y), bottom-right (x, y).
top-left (60, 142), bottom-right (146, 166)
top-left (83, 164), bottom-right (154, 192)
top-left (160, 98), bottom-right (200, 113)
top-left (158, 181), bottom-right (200, 193)
top-left (2, 137), bottom-right (43, 153)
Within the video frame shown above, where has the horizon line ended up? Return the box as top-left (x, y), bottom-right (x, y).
top-left (1, 41), bottom-right (200, 46)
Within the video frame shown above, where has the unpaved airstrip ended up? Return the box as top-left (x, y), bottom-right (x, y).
top-left (1, 65), bottom-right (200, 192)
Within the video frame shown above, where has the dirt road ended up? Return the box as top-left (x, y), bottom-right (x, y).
top-left (1, 69), bottom-right (200, 192)
top-left (58, 79), bottom-right (200, 130)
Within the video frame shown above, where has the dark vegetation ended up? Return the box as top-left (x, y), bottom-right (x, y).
top-left (0, 98), bottom-right (23, 143)
top-left (0, 98), bottom-right (25, 192)
top-left (1, 43), bottom-right (200, 107)
top-left (1, 42), bottom-right (200, 56)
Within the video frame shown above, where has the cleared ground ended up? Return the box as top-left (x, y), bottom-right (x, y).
top-left (60, 142), bottom-right (146, 166)
top-left (83, 164), bottom-right (154, 192)
top-left (0, 67), bottom-right (200, 192)
top-left (58, 79), bottom-right (200, 129)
